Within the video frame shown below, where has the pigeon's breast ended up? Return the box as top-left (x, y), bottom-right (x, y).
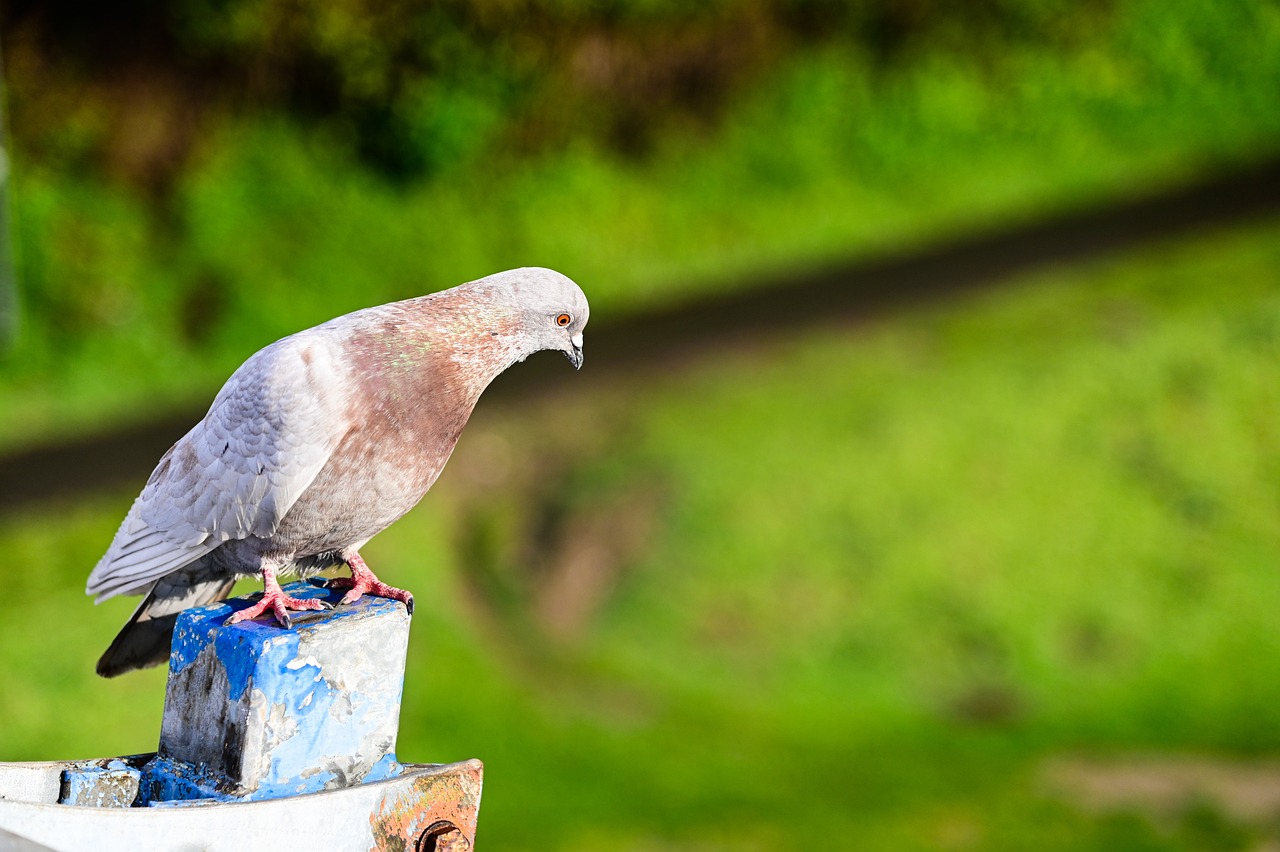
top-left (274, 423), bottom-right (459, 552)
top-left (264, 326), bottom-right (481, 556)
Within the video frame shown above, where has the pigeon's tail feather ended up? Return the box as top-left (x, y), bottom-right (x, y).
top-left (96, 565), bottom-right (236, 678)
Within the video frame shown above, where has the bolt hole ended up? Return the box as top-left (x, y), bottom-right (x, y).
top-left (417, 821), bottom-right (469, 852)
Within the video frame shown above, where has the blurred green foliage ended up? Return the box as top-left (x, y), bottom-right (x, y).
top-left (10, 0), bottom-right (1122, 182)
top-left (2, 0), bottom-right (1279, 446)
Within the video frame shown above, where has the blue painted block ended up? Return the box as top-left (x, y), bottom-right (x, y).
top-left (141, 582), bottom-right (411, 804)
top-left (60, 759), bottom-right (143, 807)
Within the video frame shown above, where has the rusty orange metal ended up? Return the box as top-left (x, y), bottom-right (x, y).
top-left (369, 759), bottom-right (484, 851)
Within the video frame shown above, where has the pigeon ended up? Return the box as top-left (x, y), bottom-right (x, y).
top-left (88, 267), bottom-right (589, 677)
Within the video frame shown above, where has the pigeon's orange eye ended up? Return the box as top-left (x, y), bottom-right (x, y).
top-left (556, 313), bottom-right (572, 327)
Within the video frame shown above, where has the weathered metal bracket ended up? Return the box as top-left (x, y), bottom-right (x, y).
top-left (0, 757), bottom-right (482, 850)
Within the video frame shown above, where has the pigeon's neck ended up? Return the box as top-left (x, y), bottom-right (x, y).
top-left (362, 290), bottom-right (530, 403)
top-left (335, 296), bottom-right (527, 486)
top-left (421, 303), bottom-right (528, 397)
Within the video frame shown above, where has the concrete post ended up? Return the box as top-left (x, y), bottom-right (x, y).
top-left (142, 581), bottom-right (411, 803)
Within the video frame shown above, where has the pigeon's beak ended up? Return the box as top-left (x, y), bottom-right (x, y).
top-left (565, 332), bottom-right (584, 370)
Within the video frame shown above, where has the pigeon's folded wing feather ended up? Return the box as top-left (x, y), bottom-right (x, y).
top-left (95, 562), bottom-right (238, 677)
top-left (86, 335), bottom-right (352, 600)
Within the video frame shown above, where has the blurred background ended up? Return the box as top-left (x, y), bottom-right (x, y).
top-left (2, 0), bottom-right (1280, 848)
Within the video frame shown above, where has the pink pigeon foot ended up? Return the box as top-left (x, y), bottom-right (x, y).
top-left (225, 565), bottom-right (329, 629)
top-left (327, 552), bottom-right (415, 614)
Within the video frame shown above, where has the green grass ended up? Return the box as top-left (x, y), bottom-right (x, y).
top-left (4, 0), bottom-right (1280, 450)
top-left (3, 217), bottom-right (1279, 848)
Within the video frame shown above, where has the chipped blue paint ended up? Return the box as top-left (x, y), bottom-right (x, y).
top-left (168, 614), bottom-right (217, 676)
top-left (145, 581), bottom-right (411, 805)
top-left (141, 756), bottom-right (241, 805)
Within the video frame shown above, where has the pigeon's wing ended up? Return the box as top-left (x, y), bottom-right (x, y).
top-left (86, 335), bottom-right (353, 600)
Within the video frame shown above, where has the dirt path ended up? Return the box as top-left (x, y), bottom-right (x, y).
top-left (4, 154), bottom-right (1279, 515)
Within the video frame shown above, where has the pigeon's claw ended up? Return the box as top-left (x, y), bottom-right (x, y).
top-left (329, 577), bottom-right (415, 614)
top-left (329, 553), bottom-right (414, 615)
top-left (225, 566), bottom-right (328, 628)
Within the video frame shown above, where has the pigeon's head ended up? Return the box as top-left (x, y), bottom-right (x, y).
top-left (484, 267), bottom-right (590, 370)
